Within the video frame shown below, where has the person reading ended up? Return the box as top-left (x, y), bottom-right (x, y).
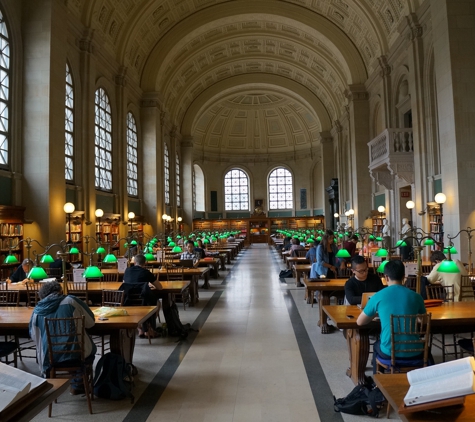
top-left (344, 255), bottom-right (385, 305)
top-left (6, 259), bottom-right (33, 284)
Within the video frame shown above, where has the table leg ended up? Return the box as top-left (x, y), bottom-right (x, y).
top-left (345, 328), bottom-right (370, 384)
top-left (109, 328), bottom-right (136, 365)
top-left (295, 269), bottom-right (304, 287)
top-left (219, 255), bottom-right (226, 270)
top-left (188, 275), bottom-right (198, 306)
top-left (317, 292), bottom-right (333, 334)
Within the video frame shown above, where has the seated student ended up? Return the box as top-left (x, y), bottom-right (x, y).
top-left (227, 234), bottom-right (236, 243)
top-left (194, 239), bottom-right (206, 259)
top-left (180, 240), bottom-right (199, 262)
top-left (357, 260), bottom-right (427, 373)
top-left (289, 237), bottom-right (305, 257)
top-left (305, 239), bottom-right (317, 263)
top-left (343, 235), bottom-right (358, 257)
top-left (344, 255), bottom-right (385, 305)
top-left (281, 236), bottom-right (292, 252)
top-left (29, 281), bottom-right (96, 393)
top-left (49, 251), bottom-right (72, 279)
top-left (7, 258), bottom-right (33, 284)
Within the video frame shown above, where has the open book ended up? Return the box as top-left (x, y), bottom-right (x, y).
top-left (404, 356), bottom-right (475, 406)
top-left (0, 362), bottom-right (47, 412)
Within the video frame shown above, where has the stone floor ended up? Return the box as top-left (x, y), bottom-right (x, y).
top-left (20, 244), bottom-right (444, 421)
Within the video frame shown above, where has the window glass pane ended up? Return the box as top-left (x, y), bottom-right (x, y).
top-left (126, 112), bottom-right (138, 196)
top-left (94, 88), bottom-right (112, 190)
top-left (164, 144), bottom-right (170, 205)
top-left (65, 63), bottom-right (74, 180)
top-left (0, 11), bottom-right (9, 167)
top-left (176, 154), bottom-right (181, 207)
top-left (223, 169), bottom-right (249, 211)
top-left (268, 167), bottom-right (293, 210)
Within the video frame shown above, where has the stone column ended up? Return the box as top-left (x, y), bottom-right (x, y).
top-left (181, 137), bottom-right (194, 228)
top-left (22, 0), bottom-right (68, 243)
top-left (115, 67), bottom-right (128, 224)
top-left (431, 0), bottom-right (475, 259)
top-left (346, 84), bottom-right (372, 228)
top-left (320, 132), bottom-right (335, 223)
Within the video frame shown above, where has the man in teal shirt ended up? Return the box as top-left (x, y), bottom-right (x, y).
top-left (357, 259), bottom-right (426, 373)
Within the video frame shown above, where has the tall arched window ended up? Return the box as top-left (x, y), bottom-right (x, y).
top-left (65, 62), bottom-right (74, 181)
top-left (0, 10), bottom-right (10, 167)
top-left (224, 169), bottom-right (249, 211)
top-left (192, 168), bottom-right (196, 211)
top-left (193, 164), bottom-right (205, 211)
top-left (164, 144), bottom-right (170, 205)
top-left (176, 153), bottom-right (181, 207)
top-left (269, 167), bottom-right (293, 209)
top-left (94, 87), bottom-right (112, 191)
top-left (126, 112), bottom-right (138, 196)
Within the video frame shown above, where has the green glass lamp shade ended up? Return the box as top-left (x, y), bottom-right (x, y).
top-left (203, 239), bottom-right (210, 244)
top-left (194, 242), bottom-right (198, 247)
top-left (375, 248), bottom-right (388, 257)
top-left (438, 260), bottom-right (460, 273)
top-left (83, 266), bottom-right (103, 279)
top-left (336, 249), bottom-right (351, 258)
top-left (103, 253), bottom-right (118, 263)
top-left (376, 237), bottom-right (383, 242)
top-left (337, 234), bottom-right (343, 238)
top-left (172, 246), bottom-right (182, 253)
top-left (369, 235), bottom-right (375, 240)
top-left (377, 260), bottom-right (389, 273)
top-left (176, 235), bottom-right (181, 239)
top-left (27, 266), bottom-right (48, 280)
top-left (124, 242), bottom-right (128, 248)
top-left (211, 237), bottom-right (217, 241)
top-left (130, 240), bottom-right (138, 246)
top-left (333, 238), bottom-right (337, 243)
top-left (344, 232), bottom-right (349, 236)
top-left (69, 246), bottom-right (80, 254)
top-left (424, 238), bottom-right (435, 246)
top-left (168, 237), bottom-right (173, 242)
top-left (144, 253), bottom-right (155, 261)
top-left (316, 236), bottom-right (322, 242)
top-left (40, 254), bottom-right (55, 264)
top-left (168, 241), bottom-right (176, 247)
top-left (299, 237), bottom-right (304, 241)
top-left (96, 246), bottom-right (106, 254)
top-left (3, 254), bottom-right (19, 265)
top-left (444, 246), bottom-right (458, 255)
top-left (395, 240), bottom-right (407, 247)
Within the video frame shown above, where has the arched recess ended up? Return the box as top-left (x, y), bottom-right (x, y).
top-left (140, 2), bottom-right (368, 91)
top-left (181, 74), bottom-right (332, 137)
top-left (193, 163), bottom-right (205, 212)
top-left (424, 47), bottom-right (440, 176)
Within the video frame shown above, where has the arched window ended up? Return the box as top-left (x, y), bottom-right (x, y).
top-left (94, 87), bottom-right (112, 191)
top-left (269, 167), bottom-right (293, 209)
top-left (0, 10), bottom-right (10, 167)
top-left (193, 164), bottom-right (205, 212)
top-left (164, 144), bottom-right (170, 205)
top-left (65, 62), bottom-right (74, 181)
top-left (224, 169), bottom-right (249, 211)
top-left (192, 168), bottom-right (196, 211)
top-left (126, 112), bottom-right (138, 196)
top-left (176, 153), bottom-right (181, 207)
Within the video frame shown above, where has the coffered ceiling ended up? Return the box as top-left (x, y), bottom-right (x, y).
top-left (68, 0), bottom-right (421, 157)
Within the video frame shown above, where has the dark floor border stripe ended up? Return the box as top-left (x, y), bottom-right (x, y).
top-left (124, 247), bottom-right (245, 421)
top-left (270, 248), bottom-right (343, 421)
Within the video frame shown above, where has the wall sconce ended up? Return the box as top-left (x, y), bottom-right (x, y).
top-left (406, 200), bottom-right (415, 225)
top-left (95, 208), bottom-right (104, 241)
top-left (128, 211), bottom-right (135, 236)
top-left (377, 205), bottom-right (386, 219)
top-left (64, 202), bottom-right (75, 243)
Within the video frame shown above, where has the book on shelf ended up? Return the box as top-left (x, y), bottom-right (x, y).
top-left (403, 356), bottom-right (475, 407)
top-left (0, 362), bottom-right (47, 412)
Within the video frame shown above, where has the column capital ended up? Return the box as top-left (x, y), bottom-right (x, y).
top-left (181, 136), bottom-right (194, 148)
top-left (78, 29), bottom-right (94, 53)
top-left (378, 55), bottom-right (392, 78)
top-left (344, 84), bottom-right (369, 102)
top-left (319, 131), bottom-right (333, 144)
top-left (115, 66), bottom-right (127, 87)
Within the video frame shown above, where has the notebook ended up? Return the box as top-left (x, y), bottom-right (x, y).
top-left (358, 292), bottom-right (376, 309)
top-left (179, 259), bottom-right (195, 268)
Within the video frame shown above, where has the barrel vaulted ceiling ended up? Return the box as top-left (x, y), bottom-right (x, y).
top-left (68, 0), bottom-right (422, 158)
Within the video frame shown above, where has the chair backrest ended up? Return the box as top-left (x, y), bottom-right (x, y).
top-left (460, 275), bottom-right (475, 301)
top-left (0, 290), bottom-right (19, 306)
top-left (44, 315), bottom-right (86, 365)
top-left (0, 281), bottom-right (8, 291)
top-left (421, 264), bottom-right (432, 275)
top-left (101, 271), bottom-right (119, 282)
top-left (389, 313), bottom-right (431, 369)
top-left (45, 268), bottom-right (62, 279)
top-left (165, 264), bottom-right (184, 281)
top-left (295, 249), bottom-right (307, 258)
top-left (426, 284), bottom-right (454, 302)
top-left (102, 289), bottom-right (124, 307)
top-left (26, 282), bottom-right (41, 307)
top-left (67, 281), bottom-right (88, 302)
top-left (404, 276), bottom-right (417, 291)
top-left (337, 267), bottom-right (352, 279)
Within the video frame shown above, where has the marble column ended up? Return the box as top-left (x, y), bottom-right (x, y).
top-left (181, 137), bottom-right (194, 230)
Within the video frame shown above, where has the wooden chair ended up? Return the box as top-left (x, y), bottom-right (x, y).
top-left (101, 271), bottom-right (119, 282)
top-left (458, 337), bottom-right (475, 357)
top-left (45, 267), bottom-right (62, 279)
top-left (0, 290), bottom-right (21, 364)
top-left (0, 290), bottom-right (19, 307)
top-left (459, 275), bottom-right (475, 301)
top-left (294, 249), bottom-right (307, 258)
top-left (67, 281), bottom-right (89, 303)
top-left (426, 284), bottom-right (457, 361)
top-left (0, 281), bottom-right (8, 290)
top-left (375, 313), bottom-right (431, 417)
top-left (44, 315), bottom-right (93, 415)
top-left (403, 276), bottom-right (417, 291)
top-left (165, 265), bottom-right (190, 310)
top-left (337, 267), bottom-right (352, 279)
top-left (25, 282), bottom-right (41, 307)
top-left (97, 290), bottom-right (125, 355)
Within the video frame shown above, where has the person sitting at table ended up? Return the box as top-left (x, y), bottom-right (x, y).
top-left (305, 238), bottom-right (317, 263)
top-left (281, 236), bottom-right (292, 252)
top-left (122, 254), bottom-right (162, 338)
top-left (343, 235), bottom-right (359, 258)
top-left (310, 229), bottom-right (340, 278)
top-left (29, 281), bottom-right (96, 394)
top-left (49, 251), bottom-right (72, 280)
top-left (227, 234), bottom-right (235, 243)
top-left (356, 260), bottom-right (427, 373)
top-left (427, 250), bottom-right (468, 301)
top-left (289, 237), bottom-right (305, 257)
top-left (6, 258), bottom-right (33, 284)
top-left (344, 255), bottom-right (385, 305)
top-left (180, 240), bottom-right (199, 263)
top-left (194, 239), bottom-right (206, 259)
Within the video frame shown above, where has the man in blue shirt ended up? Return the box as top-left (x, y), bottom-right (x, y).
top-left (305, 239), bottom-right (317, 263)
top-left (357, 259), bottom-right (426, 373)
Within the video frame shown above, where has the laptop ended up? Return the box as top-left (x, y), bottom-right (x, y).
top-left (358, 292), bottom-right (376, 309)
top-left (179, 259), bottom-right (195, 268)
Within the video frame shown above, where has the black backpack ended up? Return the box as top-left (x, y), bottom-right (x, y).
top-left (334, 379), bottom-right (385, 417)
top-left (279, 269), bottom-right (293, 278)
top-left (163, 301), bottom-right (191, 339)
top-left (93, 352), bottom-right (135, 403)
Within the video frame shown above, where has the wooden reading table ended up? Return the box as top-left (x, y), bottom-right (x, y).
top-left (323, 302), bottom-right (475, 385)
top-left (293, 264), bottom-right (311, 287)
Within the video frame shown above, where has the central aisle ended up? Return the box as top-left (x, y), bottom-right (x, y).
top-left (143, 244), bottom-right (324, 422)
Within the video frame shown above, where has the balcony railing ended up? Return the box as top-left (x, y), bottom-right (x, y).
top-left (368, 128), bottom-right (413, 167)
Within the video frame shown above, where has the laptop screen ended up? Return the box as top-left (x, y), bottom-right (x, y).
top-left (358, 292), bottom-right (376, 309)
top-left (179, 259), bottom-right (194, 268)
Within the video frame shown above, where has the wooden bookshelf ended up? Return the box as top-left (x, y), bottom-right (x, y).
top-left (65, 211), bottom-right (84, 264)
top-left (0, 205), bottom-right (25, 279)
top-left (96, 214), bottom-right (121, 246)
top-left (428, 203), bottom-right (443, 247)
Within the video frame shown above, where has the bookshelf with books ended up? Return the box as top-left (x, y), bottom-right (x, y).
top-left (428, 203), bottom-right (443, 247)
top-left (372, 215), bottom-right (385, 238)
top-left (65, 211), bottom-right (84, 264)
top-left (96, 214), bottom-right (121, 246)
top-left (230, 220), bottom-right (248, 239)
top-left (269, 216), bottom-right (325, 236)
top-left (0, 206), bottom-right (25, 278)
top-left (249, 219), bottom-right (269, 244)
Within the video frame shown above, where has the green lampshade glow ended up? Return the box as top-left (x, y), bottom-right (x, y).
top-left (377, 260), bottom-right (389, 273)
top-left (96, 246), bottom-right (106, 254)
top-left (316, 236), bottom-right (322, 242)
top-left (144, 253), bottom-right (155, 261)
top-left (333, 238), bottom-right (337, 243)
top-left (168, 237), bottom-right (173, 242)
top-left (444, 246), bottom-right (458, 255)
top-left (40, 254), bottom-right (55, 264)
top-left (103, 254), bottom-right (118, 263)
top-left (203, 239), bottom-right (209, 244)
top-left (172, 246), bottom-right (182, 253)
top-left (375, 248), bottom-right (388, 257)
top-left (336, 249), bottom-right (351, 258)
top-left (83, 266), bottom-right (103, 279)
top-left (338, 234), bottom-right (343, 238)
top-left (3, 254), bottom-right (19, 265)
top-left (130, 240), bottom-right (138, 246)
top-left (124, 242), bottom-right (128, 248)
top-left (438, 260), bottom-right (460, 273)
top-left (194, 242), bottom-right (198, 247)
top-left (168, 241), bottom-right (176, 247)
top-left (395, 240), bottom-right (407, 247)
top-left (69, 246), bottom-right (79, 254)
top-left (176, 235), bottom-right (181, 239)
top-left (424, 238), bottom-right (435, 246)
top-left (376, 237), bottom-right (383, 242)
top-left (211, 237), bottom-right (217, 241)
top-left (369, 235), bottom-right (375, 240)
top-left (27, 266), bottom-right (48, 280)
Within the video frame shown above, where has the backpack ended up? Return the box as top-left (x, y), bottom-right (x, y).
top-left (279, 269), bottom-right (293, 278)
top-left (93, 353), bottom-right (135, 403)
top-left (163, 301), bottom-right (191, 339)
top-left (334, 378), bottom-right (385, 417)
